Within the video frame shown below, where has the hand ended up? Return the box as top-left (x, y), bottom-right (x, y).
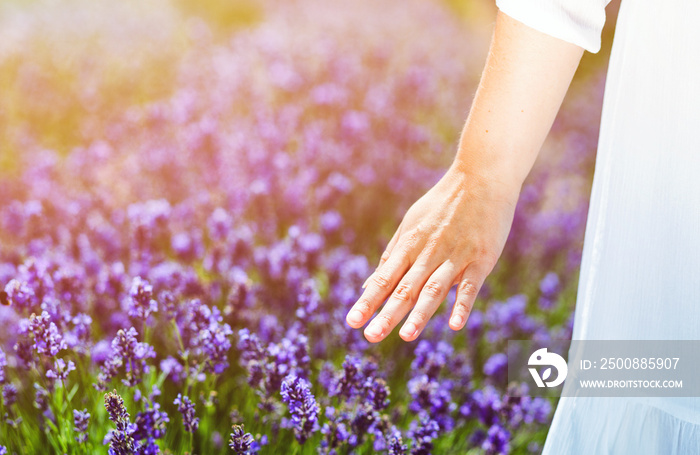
top-left (345, 165), bottom-right (521, 343)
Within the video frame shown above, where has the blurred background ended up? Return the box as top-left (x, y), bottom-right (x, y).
top-left (0, 0), bottom-right (619, 454)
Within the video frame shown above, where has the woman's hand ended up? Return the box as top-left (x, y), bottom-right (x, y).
top-left (345, 165), bottom-right (521, 343)
top-left (343, 9), bottom-right (586, 343)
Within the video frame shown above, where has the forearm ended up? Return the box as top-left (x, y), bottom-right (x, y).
top-left (453, 10), bottom-right (584, 192)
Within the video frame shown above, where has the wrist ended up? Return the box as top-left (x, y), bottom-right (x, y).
top-left (447, 157), bottom-right (524, 206)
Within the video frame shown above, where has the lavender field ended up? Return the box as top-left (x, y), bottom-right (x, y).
top-left (0, 0), bottom-right (605, 453)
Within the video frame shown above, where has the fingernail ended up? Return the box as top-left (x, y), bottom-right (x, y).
top-left (347, 310), bottom-right (364, 325)
top-left (450, 315), bottom-right (463, 328)
top-left (365, 324), bottom-right (382, 338)
top-left (361, 276), bottom-right (370, 289)
top-left (400, 322), bottom-right (417, 339)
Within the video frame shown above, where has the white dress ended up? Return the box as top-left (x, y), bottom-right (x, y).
top-left (495, 0), bottom-right (700, 453)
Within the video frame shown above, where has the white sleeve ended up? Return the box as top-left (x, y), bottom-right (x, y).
top-left (495, 0), bottom-right (612, 54)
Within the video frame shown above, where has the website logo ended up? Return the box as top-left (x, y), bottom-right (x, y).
top-left (528, 348), bottom-right (567, 388)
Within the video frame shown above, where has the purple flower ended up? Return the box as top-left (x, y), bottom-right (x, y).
top-left (229, 424), bottom-right (254, 454)
top-left (503, 383), bottom-right (552, 427)
top-left (3, 279), bottom-right (35, 309)
top-left (173, 394), bottom-right (198, 433)
top-left (481, 424), bottom-right (510, 455)
top-left (366, 377), bottom-right (390, 411)
top-left (2, 384), bottom-right (18, 407)
top-left (126, 277), bottom-right (158, 320)
top-left (101, 327), bottom-right (155, 388)
top-left (34, 385), bottom-right (52, 420)
top-left (388, 435), bottom-right (408, 455)
top-left (468, 386), bottom-right (503, 427)
top-left (92, 339), bottom-right (113, 365)
top-left (69, 313), bottom-right (93, 351)
top-left (319, 407), bottom-right (349, 452)
top-left (538, 272), bottom-right (560, 309)
top-left (466, 310), bottom-right (484, 340)
top-left (133, 403), bottom-right (169, 443)
top-left (407, 413), bottom-right (439, 455)
top-left (485, 295), bottom-right (542, 342)
top-left (22, 311), bottom-right (66, 356)
top-left (483, 353), bottom-right (508, 385)
top-left (539, 272), bottom-right (560, 296)
top-left (412, 340), bottom-right (453, 380)
top-left (349, 403), bottom-right (377, 446)
top-left (280, 375), bottom-right (320, 444)
top-left (46, 358), bottom-right (76, 381)
top-left (407, 374), bottom-right (455, 432)
top-left (160, 357), bottom-right (184, 383)
top-left (105, 391), bottom-right (130, 431)
top-left (196, 322), bottom-right (233, 375)
top-left (330, 355), bottom-right (363, 400)
top-left (320, 209), bottom-right (343, 235)
top-left (104, 390), bottom-right (136, 455)
top-left (74, 409), bottom-right (91, 443)
top-left (178, 299), bottom-right (234, 374)
top-left (0, 349), bottom-right (6, 384)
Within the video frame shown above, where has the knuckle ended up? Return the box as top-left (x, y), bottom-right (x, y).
top-left (376, 314), bottom-right (393, 328)
top-left (458, 280), bottom-right (480, 299)
top-left (423, 237), bottom-right (440, 255)
top-left (392, 283), bottom-right (413, 302)
top-left (422, 280), bottom-right (444, 298)
top-left (380, 250), bottom-right (392, 263)
top-left (372, 273), bottom-right (392, 291)
top-left (453, 298), bottom-right (472, 315)
top-left (354, 298), bottom-right (375, 316)
top-left (410, 309), bottom-right (429, 325)
top-left (402, 229), bottom-right (422, 250)
top-left (474, 247), bottom-right (499, 268)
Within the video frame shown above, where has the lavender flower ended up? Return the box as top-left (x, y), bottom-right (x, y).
top-left (104, 390), bottom-right (135, 455)
top-left (407, 374), bottom-right (455, 432)
top-left (412, 340), bottom-right (453, 380)
top-left (280, 375), bottom-right (319, 444)
top-left (319, 407), bottom-right (350, 453)
top-left (173, 394), bottom-right (198, 433)
top-left (3, 279), bottom-right (35, 309)
top-left (34, 384), bottom-right (52, 420)
top-left (229, 424), bottom-right (254, 454)
top-left (0, 349), bottom-right (6, 385)
top-left (46, 358), bottom-right (76, 381)
top-left (99, 327), bottom-right (155, 388)
top-left (388, 435), bottom-right (408, 455)
top-left (538, 271), bottom-right (560, 309)
top-left (407, 413), bottom-right (439, 455)
top-left (330, 355), bottom-right (363, 400)
top-left (349, 403), bottom-right (377, 446)
top-left (2, 384), bottom-right (18, 407)
top-left (126, 277), bottom-right (158, 320)
top-left (74, 409), bottom-right (91, 443)
top-left (23, 311), bottom-right (66, 356)
top-left (181, 299), bottom-right (233, 374)
top-left (366, 377), bottom-right (390, 411)
top-left (132, 402), bottom-right (169, 449)
top-left (481, 424), bottom-right (510, 455)
top-left (483, 353), bottom-right (508, 385)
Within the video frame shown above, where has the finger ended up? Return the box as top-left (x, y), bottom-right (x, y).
top-left (346, 242), bottom-right (415, 329)
top-left (363, 256), bottom-right (440, 343)
top-left (399, 260), bottom-right (459, 341)
top-left (448, 260), bottom-right (492, 331)
top-left (362, 228), bottom-right (401, 289)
